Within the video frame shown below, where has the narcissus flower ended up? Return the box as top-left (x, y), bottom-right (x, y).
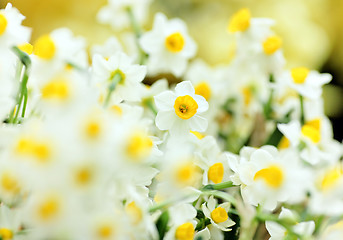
top-left (202, 196), bottom-right (235, 231)
top-left (228, 146), bottom-right (309, 211)
top-left (139, 13), bottom-right (197, 77)
top-left (154, 81), bottom-right (208, 135)
top-left (277, 67), bottom-right (332, 99)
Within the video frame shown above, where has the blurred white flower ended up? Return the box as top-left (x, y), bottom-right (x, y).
top-left (139, 13), bottom-right (197, 77)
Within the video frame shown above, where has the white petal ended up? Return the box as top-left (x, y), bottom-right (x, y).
top-left (154, 91), bottom-right (176, 111)
top-left (155, 110), bottom-right (176, 130)
top-left (194, 95), bottom-right (209, 113)
top-left (175, 81), bottom-right (195, 96)
top-left (189, 115), bottom-right (208, 132)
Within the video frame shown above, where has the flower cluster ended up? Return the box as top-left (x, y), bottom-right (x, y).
top-left (0, 2), bottom-right (342, 240)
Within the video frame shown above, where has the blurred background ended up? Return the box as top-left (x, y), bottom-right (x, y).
top-left (1, 0), bottom-right (342, 141)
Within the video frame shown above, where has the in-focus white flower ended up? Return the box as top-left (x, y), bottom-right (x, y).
top-left (139, 13), bottom-right (197, 77)
top-left (266, 208), bottom-right (315, 240)
top-left (0, 3), bottom-right (31, 48)
top-left (164, 203), bottom-right (209, 240)
top-left (97, 0), bottom-right (152, 30)
top-left (277, 67), bottom-right (331, 99)
top-left (202, 195), bottom-right (235, 231)
top-left (91, 52), bottom-right (147, 103)
top-left (154, 81), bottom-right (208, 135)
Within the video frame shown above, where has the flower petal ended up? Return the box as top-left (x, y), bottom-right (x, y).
top-left (155, 110), bottom-right (176, 130)
top-left (175, 81), bottom-right (195, 96)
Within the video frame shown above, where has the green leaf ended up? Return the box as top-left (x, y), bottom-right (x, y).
top-left (156, 211), bottom-right (169, 240)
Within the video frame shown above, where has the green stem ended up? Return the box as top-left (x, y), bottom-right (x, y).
top-left (145, 98), bottom-right (158, 115)
top-left (299, 95), bottom-right (305, 125)
top-left (126, 7), bottom-right (148, 65)
top-left (9, 47), bottom-right (31, 124)
top-left (201, 190), bottom-right (236, 206)
top-left (201, 181), bottom-right (234, 191)
top-left (21, 89), bottom-right (28, 118)
top-left (104, 73), bottom-right (122, 107)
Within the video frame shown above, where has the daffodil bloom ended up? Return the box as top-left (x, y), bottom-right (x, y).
top-left (154, 81), bottom-right (208, 135)
top-left (202, 196), bottom-right (235, 231)
top-left (139, 13), bottom-right (197, 77)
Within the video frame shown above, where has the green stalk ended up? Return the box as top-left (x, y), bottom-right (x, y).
top-left (9, 47), bottom-right (31, 124)
top-left (126, 7), bottom-right (148, 65)
top-left (201, 180), bottom-right (234, 191)
top-left (201, 190), bottom-right (236, 206)
top-left (104, 73), bottom-right (122, 107)
top-left (299, 94), bottom-right (305, 125)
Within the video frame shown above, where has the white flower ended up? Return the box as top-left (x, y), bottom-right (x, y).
top-left (33, 28), bottom-right (87, 67)
top-left (277, 119), bottom-right (342, 165)
top-left (202, 196), bottom-right (235, 231)
top-left (91, 52), bottom-right (147, 103)
top-left (90, 36), bottom-right (123, 59)
top-left (164, 203), bottom-right (209, 240)
top-left (228, 146), bottom-right (309, 211)
top-left (308, 162), bottom-right (343, 216)
top-left (266, 208), bottom-right (315, 240)
top-left (154, 81), bottom-right (208, 135)
top-left (0, 3), bottom-right (31, 48)
top-left (139, 13), bottom-right (197, 77)
top-left (97, 0), bottom-right (152, 31)
top-left (277, 67), bottom-right (331, 99)
top-left (0, 205), bottom-right (21, 240)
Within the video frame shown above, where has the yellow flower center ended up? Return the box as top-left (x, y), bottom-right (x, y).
top-left (263, 36), bottom-right (282, 55)
top-left (0, 228), bottom-right (13, 240)
top-left (254, 165), bottom-right (284, 188)
top-left (84, 119), bottom-right (102, 140)
top-left (165, 32), bottom-right (185, 53)
top-left (211, 207), bottom-right (228, 223)
top-left (175, 222), bottom-right (194, 240)
top-left (96, 223), bottom-right (114, 239)
top-left (278, 136), bottom-right (290, 150)
top-left (241, 87), bottom-right (253, 106)
top-left (41, 78), bottom-right (70, 101)
top-left (37, 196), bottom-right (60, 221)
top-left (174, 95), bottom-right (198, 120)
top-left (321, 166), bottom-right (342, 191)
top-left (208, 163), bottom-right (224, 184)
top-left (34, 35), bottom-right (56, 60)
top-left (291, 67), bottom-right (310, 84)
top-left (175, 162), bottom-right (201, 187)
top-left (18, 43), bottom-right (34, 55)
top-left (228, 8), bottom-right (251, 33)
top-left (1, 171), bottom-right (20, 194)
top-left (301, 125), bottom-right (321, 144)
top-left (109, 69), bottom-right (125, 84)
top-left (15, 138), bottom-right (51, 163)
top-left (126, 201), bottom-right (143, 225)
top-left (306, 118), bottom-right (321, 131)
top-left (195, 82), bottom-right (211, 101)
top-left (0, 14), bottom-right (8, 35)
top-left (74, 165), bottom-right (94, 186)
top-left (126, 131), bottom-right (153, 161)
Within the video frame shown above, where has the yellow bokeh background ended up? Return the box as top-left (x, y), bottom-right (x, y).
top-left (1, 0), bottom-right (343, 118)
